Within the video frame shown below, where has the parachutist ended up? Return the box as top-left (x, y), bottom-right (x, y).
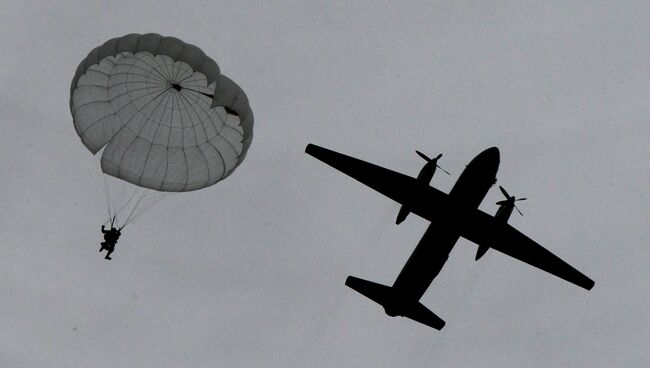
top-left (100, 225), bottom-right (121, 260)
top-left (172, 83), bottom-right (182, 92)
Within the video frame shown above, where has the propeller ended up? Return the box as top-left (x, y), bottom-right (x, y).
top-left (415, 151), bottom-right (450, 175)
top-left (496, 185), bottom-right (526, 216)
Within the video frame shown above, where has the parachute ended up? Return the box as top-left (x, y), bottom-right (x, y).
top-left (70, 33), bottom-right (253, 228)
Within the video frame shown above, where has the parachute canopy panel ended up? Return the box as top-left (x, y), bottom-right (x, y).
top-left (70, 33), bottom-right (253, 192)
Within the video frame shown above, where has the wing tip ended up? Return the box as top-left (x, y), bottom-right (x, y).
top-left (305, 143), bottom-right (317, 154)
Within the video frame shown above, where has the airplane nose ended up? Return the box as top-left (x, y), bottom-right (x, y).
top-left (483, 147), bottom-right (500, 162)
top-left (466, 147), bottom-right (500, 172)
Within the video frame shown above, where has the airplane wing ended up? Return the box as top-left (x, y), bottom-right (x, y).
top-left (461, 209), bottom-right (595, 290)
top-left (305, 143), bottom-right (450, 222)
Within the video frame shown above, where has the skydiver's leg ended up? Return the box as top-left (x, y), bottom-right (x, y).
top-left (104, 244), bottom-right (114, 260)
top-left (100, 242), bottom-right (107, 252)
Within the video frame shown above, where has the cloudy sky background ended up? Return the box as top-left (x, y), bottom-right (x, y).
top-left (0, 1), bottom-right (648, 367)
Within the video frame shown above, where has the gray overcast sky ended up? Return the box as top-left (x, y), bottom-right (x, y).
top-left (0, 1), bottom-right (648, 367)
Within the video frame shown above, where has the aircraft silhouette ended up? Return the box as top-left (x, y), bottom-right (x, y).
top-left (305, 143), bottom-right (594, 330)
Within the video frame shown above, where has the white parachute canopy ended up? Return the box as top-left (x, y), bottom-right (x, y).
top-left (70, 33), bottom-right (254, 227)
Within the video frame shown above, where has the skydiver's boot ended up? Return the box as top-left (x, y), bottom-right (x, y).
top-left (104, 245), bottom-right (114, 260)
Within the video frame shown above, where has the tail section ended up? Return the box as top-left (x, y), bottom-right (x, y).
top-left (345, 276), bottom-right (445, 330)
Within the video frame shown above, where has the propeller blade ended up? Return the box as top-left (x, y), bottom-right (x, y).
top-left (496, 200), bottom-right (508, 205)
top-left (435, 153), bottom-right (443, 160)
top-left (436, 165), bottom-right (451, 175)
top-left (516, 198), bottom-right (527, 201)
top-left (514, 205), bottom-right (523, 216)
top-left (416, 151), bottom-right (431, 162)
top-left (499, 186), bottom-right (510, 199)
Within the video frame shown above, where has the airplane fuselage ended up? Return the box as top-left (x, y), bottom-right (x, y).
top-left (392, 147), bottom-right (500, 301)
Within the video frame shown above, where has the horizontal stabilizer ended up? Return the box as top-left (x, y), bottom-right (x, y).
top-left (402, 301), bottom-right (446, 330)
top-left (345, 276), bottom-right (446, 330)
top-left (345, 276), bottom-right (392, 307)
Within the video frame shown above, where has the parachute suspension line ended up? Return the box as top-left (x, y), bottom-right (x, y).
top-left (112, 190), bottom-right (139, 222)
top-left (103, 174), bottom-right (114, 219)
top-left (96, 167), bottom-right (171, 230)
top-left (121, 192), bottom-right (171, 229)
top-left (120, 190), bottom-right (171, 229)
top-left (119, 190), bottom-right (147, 229)
top-left (94, 154), bottom-right (113, 222)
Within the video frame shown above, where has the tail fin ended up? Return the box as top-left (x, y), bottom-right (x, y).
top-left (345, 276), bottom-right (445, 330)
top-left (396, 205), bottom-right (410, 224)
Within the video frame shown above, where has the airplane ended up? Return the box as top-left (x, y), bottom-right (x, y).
top-left (305, 143), bottom-right (594, 330)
